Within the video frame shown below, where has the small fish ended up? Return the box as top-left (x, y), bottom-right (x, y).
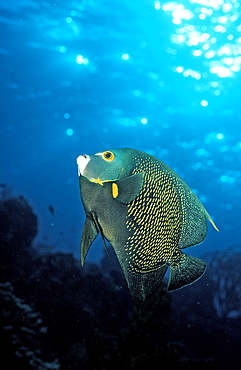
top-left (49, 205), bottom-right (55, 215)
top-left (76, 148), bottom-right (219, 304)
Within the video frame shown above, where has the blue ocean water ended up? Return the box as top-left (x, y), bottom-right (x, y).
top-left (2, 2), bottom-right (241, 369)
top-left (1, 0), bottom-right (240, 263)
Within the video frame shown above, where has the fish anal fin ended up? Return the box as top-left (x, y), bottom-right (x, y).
top-left (114, 172), bottom-right (144, 204)
top-left (125, 264), bottom-right (168, 305)
top-left (80, 216), bottom-right (98, 266)
top-left (168, 253), bottom-right (206, 291)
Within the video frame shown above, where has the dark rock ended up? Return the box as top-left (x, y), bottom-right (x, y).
top-left (4, 195), bottom-right (235, 369)
top-left (0, 196), bottom-right (38, 275)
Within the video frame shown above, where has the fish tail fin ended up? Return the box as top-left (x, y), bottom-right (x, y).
top-left (168, 253), bottom-right (206, 291)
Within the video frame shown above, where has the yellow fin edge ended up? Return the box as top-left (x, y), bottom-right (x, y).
top-left (206, 213), bottom-right (219, 232)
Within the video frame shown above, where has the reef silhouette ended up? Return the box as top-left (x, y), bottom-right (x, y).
top-left (1, 194), bottom-right (241, 369)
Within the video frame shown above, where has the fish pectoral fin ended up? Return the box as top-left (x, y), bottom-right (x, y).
top-left (125, 264), bottom-right (168, 304)
top-left (80, 216), bottom-right (99, 266)
top-left (114, 172), bottom-right (144, 204)
top-left (168, 253), bottom-right (206, 291)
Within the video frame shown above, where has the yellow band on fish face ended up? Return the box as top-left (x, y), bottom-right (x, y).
top-left (89, 177), bottom-right (119, 186)
top-left (112, 183), bottom-right (119, 198)
top-left (90, 178), bottom-right (104, 186)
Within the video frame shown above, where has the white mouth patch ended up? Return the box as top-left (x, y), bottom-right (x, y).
top-left (76, 155), bottom-right (90, 176)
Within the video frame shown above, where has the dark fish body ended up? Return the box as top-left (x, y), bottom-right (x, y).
top-left (76, 148), bottom-right (218, 303)
top-left (49, 205), bottom-right (55, 215)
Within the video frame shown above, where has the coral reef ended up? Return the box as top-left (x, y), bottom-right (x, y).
top-left (1, 194), bottom-right (241, 369)
top-left (169, 248), bottom-right (241, 370)
top-left (0, 195), bottom-right (176, 369)
top-left (0, 282), bottom-right (60, 369)
top-left (205, 246), bottom-right (241, 319)
top-left (0, 195), bottom-right (38, 276)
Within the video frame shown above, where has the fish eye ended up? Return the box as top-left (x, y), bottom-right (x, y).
top-left (102, 151), bottom-right (115, 161)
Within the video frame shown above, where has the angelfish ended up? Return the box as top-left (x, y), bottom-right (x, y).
top-left (76, 148), bottom-right (219, 304)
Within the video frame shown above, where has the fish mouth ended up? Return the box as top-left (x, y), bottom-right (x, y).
top-left (76, 154), bottom-right (90, 176)
top-left (76, 155), bottom-right (110, 185)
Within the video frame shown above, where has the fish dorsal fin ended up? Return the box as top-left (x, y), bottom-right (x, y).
top-left (205, 210), bottom-right (219, 231)
top-left (173, 177), bottom-right (217, 248)
top-left (113, 172), bottom-right (144, 204)
top-left (159, 162), bottom-right (217, 249)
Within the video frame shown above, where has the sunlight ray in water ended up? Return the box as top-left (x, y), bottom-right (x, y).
top-left (157, 0), bottom-right (241, 80)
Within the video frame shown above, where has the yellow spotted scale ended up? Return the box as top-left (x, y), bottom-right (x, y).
top-left (76, 148), bottom-right (218, 304)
